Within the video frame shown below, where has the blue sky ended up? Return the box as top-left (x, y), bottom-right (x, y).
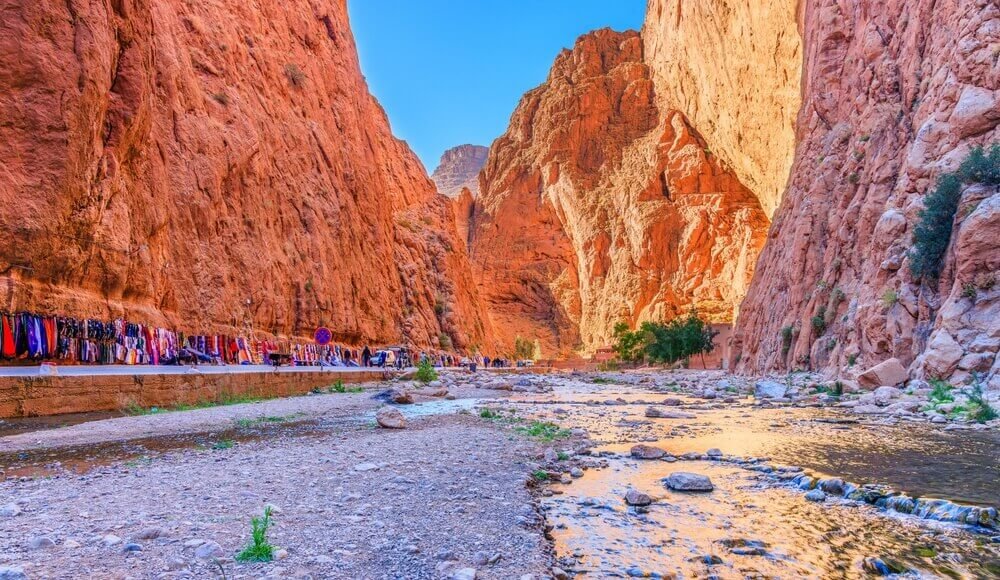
top-left (348, 1), bottom-right (646, 172)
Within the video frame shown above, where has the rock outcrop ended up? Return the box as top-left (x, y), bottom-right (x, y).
top-left (469, 30), bottom-right (769, 357)
top-left (642, 0), bottom-right (802, 217)
top-left (728, 0), bottom-right (999, 386)
top-left (431, 145), bottom-right (489, 199)
top-left (0, 0), bottom-right (494, 351)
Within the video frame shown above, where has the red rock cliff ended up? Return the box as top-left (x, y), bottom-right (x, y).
top-left (0, 0), bottom-right (494, 351)
top-left (721, 0), bottom-right (998, 385)
top-left (470, 30), bottom-right (769, 357)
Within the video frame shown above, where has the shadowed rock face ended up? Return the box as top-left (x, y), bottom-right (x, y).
top-left (470, 29), bottom-right (769, 358)
top-left (0, 0), bottom-right (494, 351)
top-left (727, 0), bottom-right (999, 385)
top-left (431, 145), bottom-right (489, 199)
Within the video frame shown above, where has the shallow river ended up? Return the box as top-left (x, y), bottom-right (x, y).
top-left (510, 379), bottom-right (1000, 579)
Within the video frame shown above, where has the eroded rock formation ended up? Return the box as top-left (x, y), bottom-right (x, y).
top-left (726, 0), bottom-right (998, 386)
top-left (0, 0), bottom-right (494, 351)
top-left (642, 0), bottom-right (802, 217)
top-left (431, 145), bottom-right (489, 199)
top-left (469, 30), bottom-right (769, 357)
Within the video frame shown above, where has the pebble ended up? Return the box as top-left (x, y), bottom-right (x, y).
top-left (624, 488), bottom-right (653, 507)
top-left (450, 567), bottom-right (477, 580)
top-left (805, 489), bottom-right (827, 502)
top-left (28, 535), bottom-right (56, 550)
top-left (122, 543), bottom-right (143, 553)
top-left (663, 472), bottom-right (714, 492)
top-left (0, 566), bottom-right (26, 580)
top-left (0, 503), bottom-right (21, 517)
top-left (194, 541), bottom-right (223, 559)
top-left (102, 534), bottom-right (122, 547)
top-left (570, 467), bottom-right (584, 478)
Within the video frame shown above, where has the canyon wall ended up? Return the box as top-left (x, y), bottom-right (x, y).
top-left (724, 0), bottom-right (999, 385)
top-left (0, 0), bottom-right (494, 351)
top-left (431, 145), bottom-right (489, 199)
top-left (642, 0), bottom-right (802, 217)
top-left (469, 30), bottom-right (769, 357)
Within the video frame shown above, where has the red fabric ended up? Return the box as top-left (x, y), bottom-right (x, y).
top-left (1, 316), bottom-right (14, 358)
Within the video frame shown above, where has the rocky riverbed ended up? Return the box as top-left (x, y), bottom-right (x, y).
top-left (0, 369), bottom-right (998, 579)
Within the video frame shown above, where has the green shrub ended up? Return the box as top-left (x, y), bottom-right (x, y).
top-left (966, 377), bottom-right (998, 423)
top-left (236, 507), bottom-right (275, 562)
top-left (811, 306), bottom-right (827, 335)
top-left (909, 173), bottom-right (962, 280)
top-left (414, 359), bottom-right (438, 383)
top-left (284, 63), bottom-right (305, 87)
top-left (780, 325), bottom-right (795, 358)
top-left (957, 144), bottom-right (1000, 185)
top-left (613, 311), bottom-right (718, 366)
top-left (929, 379), bottom-right (954, 403)
top-left (881, 288), bottom-right (899, 308)
top-left (513, 335), bottom-right (536, 360)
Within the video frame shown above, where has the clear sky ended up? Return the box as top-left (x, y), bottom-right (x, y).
top-left (348, 1), bottom-right (647, 172)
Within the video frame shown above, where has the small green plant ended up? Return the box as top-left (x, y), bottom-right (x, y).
top-left (847, 353), bottom-right (857, 367)
top-left (439, 334), bottom-right (453, 349)
top-left (414, 359), bottom-right (438, 383)
top-left (515, 421), bottom-right (571, 442)
top-left (284, 63), bottom-right (305, 88)
top-left (847, 172), bottom-right (860, 184)
top-left (957, 143), bottom-right (1000, 185)
top-left (858, 134), bottom-right (871, 143)
top-left (881, 288), bottom-right (899, 308)
top-left (966, 376), bottom-right (998, 423)
top-left (235, 507), bottom-right (275, 562)
top-left (591, 377), bottom-right (612, 384)
top-left (434, 296), bottom-right (447, 316)
top-left (780, 325), bottom-right (795, 358)
top-left (479, 408), bottom-right (500, 419)
top-left (532, 470), bottom-right (550, 482)
top-left (212, 439), bottom-right (235, 450)
top-left (556, 451), bottom-right (570, 461)
top-left (962, 283), bottom-right (978, 300)
top-left (929, 379), bottom-right (954, 403)
top-left (811, 306), bottom-right (828, 335)
top-left (328, 380), bottom-right (363, 394)
top-left (597, 360), bottom-right (620, 371)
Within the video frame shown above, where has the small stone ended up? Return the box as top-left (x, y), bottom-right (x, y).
top-left (805, 489), bottom-right (827, 502)
top-left (818, 478), bottom-right (845, 496)
top-left (754, 380), bottom-right (788, 399)
top-left (706, 448), bottom-right (723, 458)
top-left (450, 568), bottom-right (477, 580)
top-left (102, 534), bottom-right (122, 547)
top-left (122, 542), bottom-right (143, 553)
top-left (663, 472), bottom-right (714, 492)
top-left (570, 467), bottom-right (584, 478)
top-left (0, 566), bottom-right (26, 580)
top-left (630, 444), bottom-right (666, 460)
top-left (166, 557), bottom-right (189, 570)
top-left (551, 567), bottom-right (569, 580)
top-left (624, 488), bottom-right (653, 506)
top-left (645, 406), bottom-right (695, 419)
top-left (274, 548), bottom-right (289, 560)
top-left (28, 535), bottom-right (56, 550)
top-left (194, 541), bottom-right (223, 559)
top-left (376, 407), bottom-right (406, 429)
top-left (63, 539), bottom-right (81, 549)
top-left (0, 503), bottom-right (21, 517)
top-left (135, 527), bottom-right (164, 540)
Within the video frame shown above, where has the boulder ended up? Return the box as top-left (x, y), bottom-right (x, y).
top-left (376, 407), bottom-right (406, 429)
top-left (662, 472), bottom-right (714, 492)
top-left (624, 488), bottom-right (653, 506)
top-left (630, 445), bottom-right (666, 460)
top-left (873, 386), bottom-right (902, 405)
top-left (923, 331), bottom-right (964, 377)
top-left (858, 358), bottom-right (908, 389)
top-left (754, 380), bottom-right (788, 399)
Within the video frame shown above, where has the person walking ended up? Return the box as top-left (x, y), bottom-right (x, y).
top-left (362, 345), bottom-right (371, 367)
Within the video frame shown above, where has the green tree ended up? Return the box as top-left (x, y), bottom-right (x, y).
top-left (513, 336), bottom-right (536, 360)
top-left (612, 311), bottom-right (717, 366)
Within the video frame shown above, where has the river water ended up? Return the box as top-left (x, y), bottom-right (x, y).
top-left (508, 377), bottom-right (1000, 578)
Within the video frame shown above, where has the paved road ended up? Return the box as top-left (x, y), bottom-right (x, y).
top-left (0, 364), bottom-right (397, 378)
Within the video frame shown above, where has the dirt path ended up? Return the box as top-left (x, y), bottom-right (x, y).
top-left (0, 410), bottom-right (552, 579)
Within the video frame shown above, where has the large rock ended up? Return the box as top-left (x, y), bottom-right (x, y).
top-left (376, 407), bottom-right (406, 429)
top-left (662, 472), bottom-right (714, 492)
top-left (754, 380), bottom-right (788, 399)
top-left (624, 489), bottom-right (653, 506)
top-left (0, 0), bottom-right (495, 353)
top-left (468, 29), bottom-right (769, 356)
top-left (729, 0), bottom-right (999, 383)
top-left (923, 331), bottom-right (965, 377)
top-left (858, 359), bottom-right (909, 389)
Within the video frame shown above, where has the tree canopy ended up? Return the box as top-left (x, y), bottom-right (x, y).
top-left (612, 311), bottom-right (718, 365)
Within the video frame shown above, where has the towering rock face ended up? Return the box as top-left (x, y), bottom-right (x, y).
top-left (470, 29), bottom-right (769, 357)
top-left (642, 0), bottom-right (802, 217)
top-left (0, 0), bottom-right (493, 350)
top-left (431, 145), bottom-right (489, 199)
top-left (722, 0), bottom-right (999, 384)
